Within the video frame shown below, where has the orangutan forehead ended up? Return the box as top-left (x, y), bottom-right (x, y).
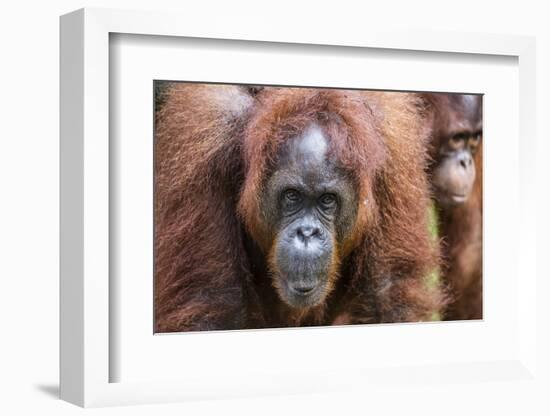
top-left (449, 95), bottom-right (481, 119)
top-left (277, 123), bottom-right (330, 169)
top-left (444, 95), bottom-right (482, 132)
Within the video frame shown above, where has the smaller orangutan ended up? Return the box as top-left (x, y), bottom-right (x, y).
top-left (423, 93), bottom-right (483, 321)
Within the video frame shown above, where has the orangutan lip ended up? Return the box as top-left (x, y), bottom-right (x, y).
top-left (437, 188), bottom-right (467, 202)
top-left (450, 193), bottom-right (467, 200)
top-left (288, 283), bottom-right (319, 297)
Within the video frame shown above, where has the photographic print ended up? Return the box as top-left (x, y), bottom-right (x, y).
top-left (153, 82), bottom-right (482, 333)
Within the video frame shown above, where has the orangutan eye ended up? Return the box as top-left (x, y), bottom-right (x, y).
top-left (469, 132), bottom-right (481, 147)
top-left (452, 133), bottom-right (466, 142)
top-left (319, 193), bottom-right (337, 208)
top-left (283, 189), bottom-right (301, 203)
top-left (448, 133), bottom-right (466, 150)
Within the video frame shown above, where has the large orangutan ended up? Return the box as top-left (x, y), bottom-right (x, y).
top-left (423, 93), bottom-right (483, 321)
top-left (154, 83), bottom-right (444, 332)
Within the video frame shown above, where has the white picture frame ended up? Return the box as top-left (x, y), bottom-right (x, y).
top-left (60, 7), bottom-right (538, 408)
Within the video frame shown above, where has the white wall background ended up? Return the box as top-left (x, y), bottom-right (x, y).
top-left (0, 1), bottom-right (548, 415)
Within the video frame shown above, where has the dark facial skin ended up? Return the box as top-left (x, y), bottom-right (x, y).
top-left (262, 123), bottom-right (358, 309)
top-left (432, 95), bottom-right (482, 207)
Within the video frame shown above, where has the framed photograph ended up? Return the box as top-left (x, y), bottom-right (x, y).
top-left (60, 8), bottom-right (538, 408)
